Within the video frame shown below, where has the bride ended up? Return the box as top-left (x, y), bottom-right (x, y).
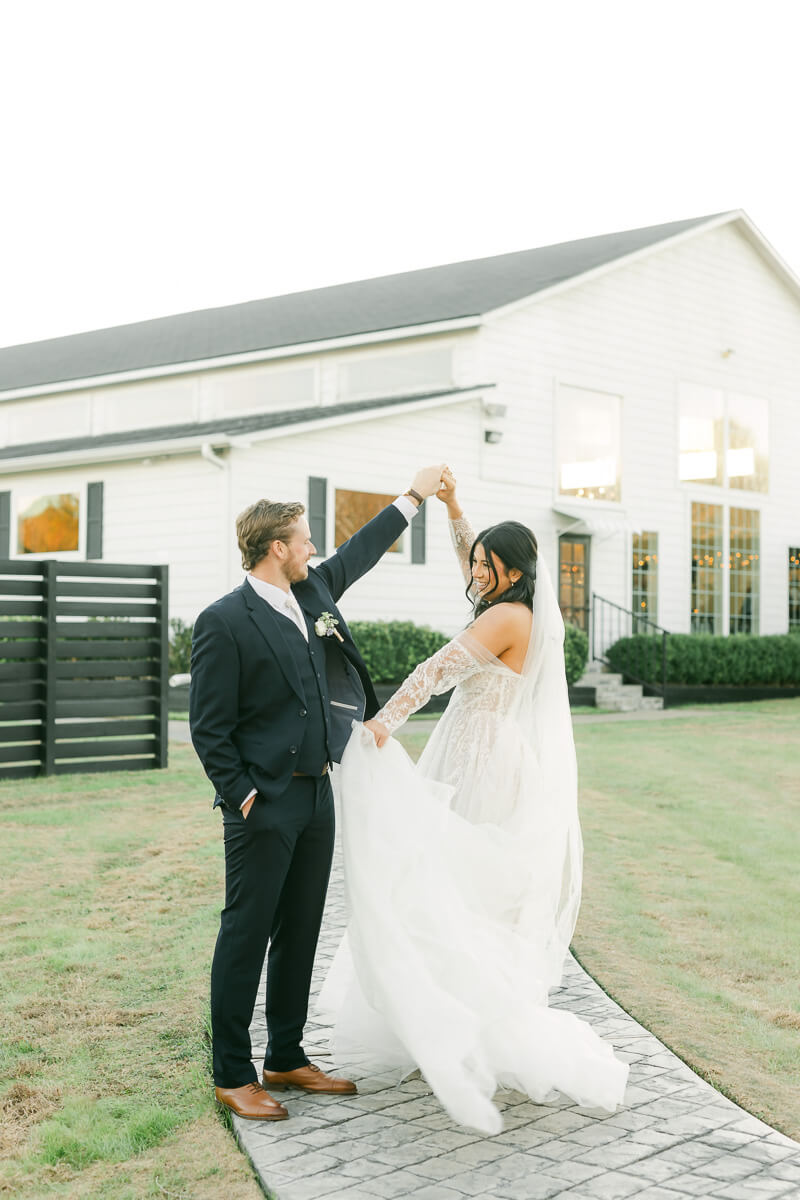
top-left (320, 468), bottom-right (629, 1135)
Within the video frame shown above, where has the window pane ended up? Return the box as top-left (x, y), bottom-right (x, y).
top-left (558, 537), bottom-right (589, 630)
top-left (679, 384), bottom-right (723, 485)
top-left (727, 393), bottom-right (768, 492)
top-left (17, 493), bottom-right (80, 554)
top-left (339, 348), bottom-right (453, 401)
top-left (729, 508), bottom-right (760, 634)
top-left (632, 531), bottom-right (658, 625)
top-left (558, 386), bottom-right (621, 502)
top-left (790, 548), bottom-right (800, 633)
top-left (335, 490), bottom-right (403, 552)
top-left (691, 502), bottom-right (722, 633)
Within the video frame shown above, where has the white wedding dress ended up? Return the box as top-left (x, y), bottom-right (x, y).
top-left (319, 518), bottom-right (629, 1134)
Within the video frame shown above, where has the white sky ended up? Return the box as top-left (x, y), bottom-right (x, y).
top-left (1, 0), bottom-right (798, 350)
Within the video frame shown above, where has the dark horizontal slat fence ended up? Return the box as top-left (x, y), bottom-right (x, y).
top-left (0, 560), bottom-right (168, 778)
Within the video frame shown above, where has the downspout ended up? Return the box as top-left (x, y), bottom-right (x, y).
top-left (200, 442), bottom-right (233, 591)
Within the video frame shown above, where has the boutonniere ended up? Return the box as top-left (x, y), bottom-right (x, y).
top-left (314, 611), bottom-right (344, 642)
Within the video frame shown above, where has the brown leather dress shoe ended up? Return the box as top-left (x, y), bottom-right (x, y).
top-left (262, 1062), bottom-right (357, 1094)
top-left (215, 1082), bottom-right (288, 1120)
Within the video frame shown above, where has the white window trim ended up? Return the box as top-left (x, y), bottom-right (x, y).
top-left (334, 341), bottom-right (456, 405)
top-left (322, 480), bottom-right (411, 565)
top-left (10, 482), bottom-right (89, 562)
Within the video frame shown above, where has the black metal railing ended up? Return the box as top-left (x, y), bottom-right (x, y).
top-left (0, 560), bottom-right (169, 779)
top-left (592, 593), bottom-right (670, 696)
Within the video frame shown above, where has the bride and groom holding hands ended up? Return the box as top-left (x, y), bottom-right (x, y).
top-left (189, 464), bottom-right (628, 1135)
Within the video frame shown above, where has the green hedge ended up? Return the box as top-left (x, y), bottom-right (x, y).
top-left (607, 632), bottom-right (800, 686)
top-left (564, 623), bottom-right (589, 686)
top-left (170, 615), bottom-right (590, 688)
top-left (169, 618), bottom-right (193, 675)
top-left (349, 621), bottom-right (449, 684)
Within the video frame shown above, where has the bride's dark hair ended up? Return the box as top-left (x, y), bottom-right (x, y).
top-left (468, 521), bottom-right (538, 617)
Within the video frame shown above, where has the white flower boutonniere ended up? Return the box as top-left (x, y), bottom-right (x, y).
top-left (314, 611), bottom-right (344, 642)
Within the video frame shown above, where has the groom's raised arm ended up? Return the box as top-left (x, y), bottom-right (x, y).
top-left (314, 464), bottom-right (444, 603)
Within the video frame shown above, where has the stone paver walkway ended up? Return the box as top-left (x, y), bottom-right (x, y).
top-left (228, 843), bottom-right (800, 1200)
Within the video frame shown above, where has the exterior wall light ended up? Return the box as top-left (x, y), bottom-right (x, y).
top-left (484, 430), bottom-right (503, 445)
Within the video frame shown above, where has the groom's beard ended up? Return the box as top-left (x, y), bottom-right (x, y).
top-left (282, 560), bottom-right (310, 585)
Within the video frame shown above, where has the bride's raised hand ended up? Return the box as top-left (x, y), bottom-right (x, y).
top-left (364, 718), bottom-right (390, 749)
top-left (437, 466), bottom-right (463, 519)
top-left (436, 465), bottom-right (456, 503)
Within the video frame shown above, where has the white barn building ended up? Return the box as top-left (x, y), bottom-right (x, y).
top-left (1, 211), bottom-right (799, 646)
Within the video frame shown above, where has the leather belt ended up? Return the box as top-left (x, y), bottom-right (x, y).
top-left (292, 765), bottom-right (329, 778)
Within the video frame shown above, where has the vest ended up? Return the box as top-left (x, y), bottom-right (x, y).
top-left (282, 618), bottom-right (331, 774)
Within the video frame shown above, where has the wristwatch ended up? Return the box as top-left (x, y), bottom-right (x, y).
top-left (403, 488), bottom-right (424, 505)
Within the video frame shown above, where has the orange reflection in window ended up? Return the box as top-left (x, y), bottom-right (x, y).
top-left (18, 493), bottom-right (79, 553)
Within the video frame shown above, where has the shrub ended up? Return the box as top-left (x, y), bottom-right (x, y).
top-left (606, 632), bottom-right (800, 687)
top-left (169, 618), bottom-right (193, 675)
top-left (349, 621), bottom-right (450, 683)
top-left (563, 623), bottom-right (589, 685)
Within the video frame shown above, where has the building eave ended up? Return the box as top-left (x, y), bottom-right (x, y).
top-left (0, 385), bottom-right (492, 473)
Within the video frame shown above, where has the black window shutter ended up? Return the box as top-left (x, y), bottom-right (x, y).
top-left (0, 492), bottom-right (9, 558)
top-left (86, 482), bottom-right (104, 560)
top-left (411, 500), bottom-right (426, 564)
top-left (308, 476), bottom-right (327, 556)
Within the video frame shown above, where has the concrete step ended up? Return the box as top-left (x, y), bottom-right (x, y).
top-left (639, 696), bottom-right (665, 710)
top-left (596, 682), bottom-right (643, 701)
top-left (576, 672), bottom-right (623, 688)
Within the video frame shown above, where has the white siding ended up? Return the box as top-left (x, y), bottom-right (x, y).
top-left (479, 220), bottom-right (800, 635)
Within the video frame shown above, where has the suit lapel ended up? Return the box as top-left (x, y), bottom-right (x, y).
top-left (240, 582), bottom-right (305, 703)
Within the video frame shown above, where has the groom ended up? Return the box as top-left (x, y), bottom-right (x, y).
top-left (190, 465), bottom-right (444, 1119)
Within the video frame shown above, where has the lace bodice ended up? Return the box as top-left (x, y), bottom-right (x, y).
top-left (376, 514), bottom-right (523, 735)
top-left (375, 632), bottom-right (523, 735)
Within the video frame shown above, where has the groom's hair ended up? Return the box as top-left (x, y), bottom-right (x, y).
top-left (236, 499), bottom-right (306, 570)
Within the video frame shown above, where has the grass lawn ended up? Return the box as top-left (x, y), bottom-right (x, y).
top-left (0, 745), bottom-right (264, 1200)
top-left (569, 698), bottom-right (800, 1141)
top-left (2, 702), bottom-right (797, 1197)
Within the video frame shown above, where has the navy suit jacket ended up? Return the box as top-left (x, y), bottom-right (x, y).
top-left (189, 503), bottom-right (407, 810)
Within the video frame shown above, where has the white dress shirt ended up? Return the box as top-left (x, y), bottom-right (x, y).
top-left (239, 494), bottom-right (419, 808)
top-left (246, 574), bottom-right (309, 640)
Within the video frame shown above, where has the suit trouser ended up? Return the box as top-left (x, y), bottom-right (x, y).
top-left (211, 774), bottom-right (335, 1088)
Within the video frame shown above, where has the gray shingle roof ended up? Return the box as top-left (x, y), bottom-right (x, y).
top-left (0, 215), bottom-right (723, 395)
top-left (0, 385), bottom-right (489, 462)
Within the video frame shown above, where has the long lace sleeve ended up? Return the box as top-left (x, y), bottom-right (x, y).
top-left (449, 516), bottom-right (477, 587)
top-left (375, 636), bottom-right (482, 734)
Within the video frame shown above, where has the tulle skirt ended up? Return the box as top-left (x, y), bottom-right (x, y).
top-left (318, 725), bottom-right (629, 1135)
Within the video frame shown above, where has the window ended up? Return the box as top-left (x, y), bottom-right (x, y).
top-left (557, 386), bottom-right (621, 503)
top-left (558, 535), bottom-right (590, 630)
top-left (335, 489), bottom-right (405, 556)
top-left (220, 365), bottom-right (316, 416)
top-left (679, 385), bottom-right (724, 486)
top-left (727, 393), bottom-right (769, 492)
top-left (679, 385), bottom-right (768, 492)
top-left (632, 532), bottom-right (658, 624)
top-left (789, 548), bottom-right (800, 632)
top-left (729, 509), bottom-right (759, 634)
top-left (691, 502), bottom-right (723, 634)
top-left (17, 492), bottom-right (80, 554)
top-left (339, 347), bottom-right (453, 402)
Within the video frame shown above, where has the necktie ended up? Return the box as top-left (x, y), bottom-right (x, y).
top-left (285, 593), bottom-right (307, 639)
